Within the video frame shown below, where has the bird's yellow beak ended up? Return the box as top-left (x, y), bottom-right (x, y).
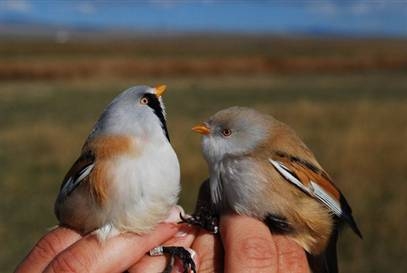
top-left (192, 123), bottom-right (210, 135)
top-left (155, 84), bottom-right (167, 97)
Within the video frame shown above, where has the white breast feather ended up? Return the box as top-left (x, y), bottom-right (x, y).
top-left (97, 139), bottom-right (180, 238)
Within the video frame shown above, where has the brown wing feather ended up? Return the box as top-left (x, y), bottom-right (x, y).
top-left (272, 151), bottom-right (340, 200)
top-left (59, 150), bottom-right (95, 194)
top-left (270, 151), bottom-right (363, 238)
top-left (269, 151), bottom-right (343, 219)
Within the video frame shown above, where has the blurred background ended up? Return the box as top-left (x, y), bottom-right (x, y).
top-left (1, 0), bottom-right (406, 272)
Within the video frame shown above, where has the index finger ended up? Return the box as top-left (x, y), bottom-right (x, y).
top-left (15, 226), bottom-right (82, 273)
top-left (221, 214), bottom-right (309, 273)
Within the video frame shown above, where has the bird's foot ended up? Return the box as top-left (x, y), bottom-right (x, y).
top-left (179, 213), bottom-right (219, 234)
top-left (149, 246), bottom-right (196, 273)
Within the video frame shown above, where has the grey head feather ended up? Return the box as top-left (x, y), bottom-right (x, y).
top-left (87, 85), bottom-right (168, 142)
top-left (202, 106), bottom-right (270, 164)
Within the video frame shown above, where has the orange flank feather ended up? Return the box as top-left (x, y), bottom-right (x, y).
top-left (85, 135), bottom-right (135, 159)
top-left (84, 135), bottom-right (135, 205)
top-left (88, 161), bottom-right (110, 206)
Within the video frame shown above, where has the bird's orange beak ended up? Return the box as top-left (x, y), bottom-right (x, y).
top-left (155, 84), bottom-right (167, 97)
top-left (192, 123), bottom-right (210, 135)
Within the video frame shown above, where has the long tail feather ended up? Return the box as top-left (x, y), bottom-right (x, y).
top-left (307, 228), bottom-right (339, 273)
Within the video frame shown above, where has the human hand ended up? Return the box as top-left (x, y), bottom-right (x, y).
top-left (15, 212), bottom-right (309, 273)
top-left (15, 208), bottom-right (199, 273)
top-left (192, 214), bottom-right (310, 273)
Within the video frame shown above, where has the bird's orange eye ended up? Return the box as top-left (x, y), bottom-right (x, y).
top-left (222, 128), bottom-right (232, 137)
top-left (140, 97), bottom-right (149, 105)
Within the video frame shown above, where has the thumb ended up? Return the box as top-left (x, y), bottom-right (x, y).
top-left (220, 214), bottom-right (309, 273)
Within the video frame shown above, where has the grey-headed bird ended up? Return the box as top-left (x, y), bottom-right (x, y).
top-left (55, 85), bottom-right (195, 273)
top-left (189, 106), bottom-right (361, 273)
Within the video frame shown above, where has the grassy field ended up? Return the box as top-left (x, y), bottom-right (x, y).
top-left (0, 37), bottom-right (406, 272)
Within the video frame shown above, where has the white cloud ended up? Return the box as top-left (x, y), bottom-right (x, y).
top-left (76, 2), bottom-right (96, 15)
top-left (1, 0), bottom-right (31, 13)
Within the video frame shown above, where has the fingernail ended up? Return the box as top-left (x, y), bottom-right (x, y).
top-left (163, 205), bottom-right (184, 223)
top-left (175, 225), bottom-right (194, 238)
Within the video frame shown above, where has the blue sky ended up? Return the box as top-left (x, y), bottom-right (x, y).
top-left (1, 0), bottom-right (407, 36)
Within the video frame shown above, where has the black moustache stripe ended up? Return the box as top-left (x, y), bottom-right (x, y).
top-left (143, 93), bottom-right (170, 141)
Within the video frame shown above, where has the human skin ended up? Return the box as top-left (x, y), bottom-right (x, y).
top-left (15, 207), bottom-right (199, 273)
top-left (15, 214), bottom-right (309, 273)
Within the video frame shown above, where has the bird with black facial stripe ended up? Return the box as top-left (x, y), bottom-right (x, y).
top-left (189, 106), bottom-right (362, 273)
top-left (54, 85), bottom-right (195, 273)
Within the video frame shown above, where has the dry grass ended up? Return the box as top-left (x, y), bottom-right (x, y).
top-left (0, 37), bottom-right (407, 80)
top-left (0, 37), bottom-right (406, 272)
top-left (1, 55), bottom-right (407, 80)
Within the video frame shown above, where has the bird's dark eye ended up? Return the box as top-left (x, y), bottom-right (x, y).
top-left (222, 128), bottom-right (232, 137)
top-left (140, 96), bottom-right (149, 105)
